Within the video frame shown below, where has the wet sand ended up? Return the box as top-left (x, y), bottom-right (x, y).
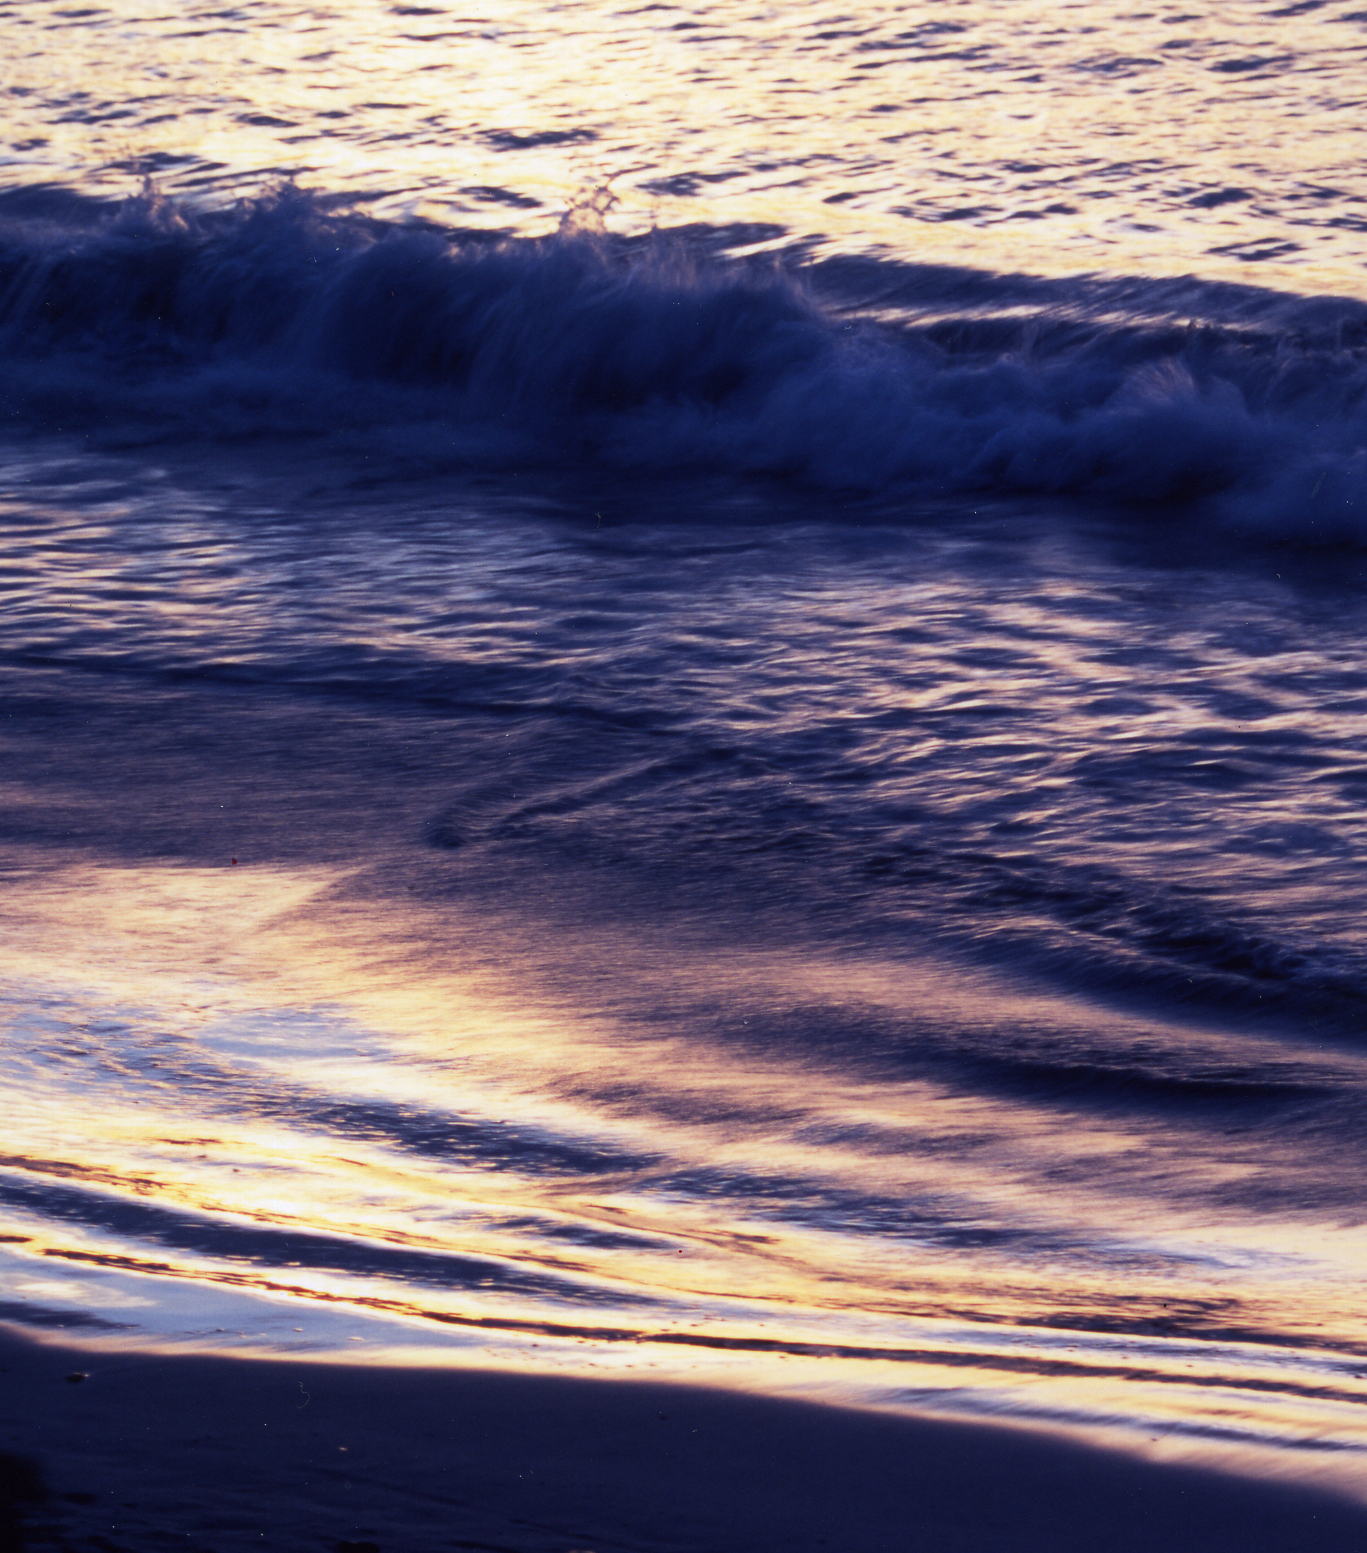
top-left (0, 1326), bottom-right (1364, 1552)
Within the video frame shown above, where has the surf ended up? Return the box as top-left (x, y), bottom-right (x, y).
top-left (1, 180), bottom-right (1364, 541)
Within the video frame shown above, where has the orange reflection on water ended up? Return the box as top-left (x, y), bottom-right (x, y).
top-left (3, 848), bottom-right (1367, 1495)
top-left (4, 0), bottom-right (1367, 293)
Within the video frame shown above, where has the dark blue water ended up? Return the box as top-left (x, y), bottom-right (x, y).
top-left (4, 0), bottom-right (1367, 1498)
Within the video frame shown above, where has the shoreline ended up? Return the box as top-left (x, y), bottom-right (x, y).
top-left (1, 1325), bottom-right (1364, 1552)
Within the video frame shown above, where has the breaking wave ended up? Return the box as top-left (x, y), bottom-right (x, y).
top-left (2, 181), bottom-right (1367, 539)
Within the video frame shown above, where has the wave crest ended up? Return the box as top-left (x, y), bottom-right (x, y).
top-left (2, 181), bottom-right (1365, 538)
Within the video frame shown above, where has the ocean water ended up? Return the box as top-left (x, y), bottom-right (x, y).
top-left (5, 0), bottom-right (1367, 1501)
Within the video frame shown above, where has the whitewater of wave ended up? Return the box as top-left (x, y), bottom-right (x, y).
top-left (1, 181), bottom-right (1365, 540)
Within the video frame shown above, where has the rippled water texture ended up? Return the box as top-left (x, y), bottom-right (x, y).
top-left (5, 0), bottom-right (1367, 1513)
top-left (0, 451), bottom-right (1365, 1496)
top-left (3, 0), bottom-right (1367, 290)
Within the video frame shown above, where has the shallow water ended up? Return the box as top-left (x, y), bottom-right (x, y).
top-left (4, 0), bottom-right (1367, 1507)
top-left (1, 445), bottom-right (1366, 1494)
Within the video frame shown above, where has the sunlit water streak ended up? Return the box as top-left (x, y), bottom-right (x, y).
top-left (3, 0), bottom-right (1367, 290)
top-left (0, 451), bottom-right (1364, 1497)
top-left (4, 0), bottom-right (1367, 1507)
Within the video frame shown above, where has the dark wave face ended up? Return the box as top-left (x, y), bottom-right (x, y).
top-left (1, 184), bottom-right (1366, 540)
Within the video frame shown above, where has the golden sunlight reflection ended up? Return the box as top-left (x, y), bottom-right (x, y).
top-left (3, 848), bottom-right (1367, 1496)
top-left (6, 0), bottom-right (1367, 1533)
top-left (4, 0), bottom-right (1367, 292)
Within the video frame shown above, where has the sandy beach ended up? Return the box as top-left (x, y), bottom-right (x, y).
top-left (1, 1325), bottom-right (1365, 1552)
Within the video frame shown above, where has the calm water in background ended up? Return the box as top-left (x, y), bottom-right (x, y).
top-left (4, 0), bottom-right (1367, 1501)
top-left (6, 0), bottom-right (1367, 291)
